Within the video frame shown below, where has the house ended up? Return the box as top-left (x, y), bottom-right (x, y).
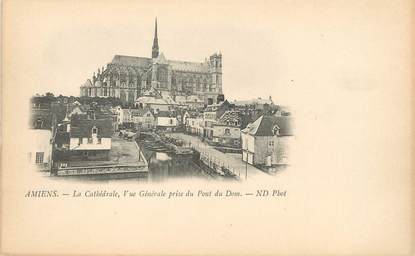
top-left (241, 115), bottom-right (293, 166)
top-left (114, 106), bottom-right (130, 125)
top-left (202, 100), bottom-right (233, 139)
top-left (28, 129), bottom-right (53, 171)
top-left (130, 108), bottom-right (155, 131)
top-left (29, 96), bottom-right (55, 171)
top-left (134, 89), bottom-right (178, 113)
top-left (155, 111), bottom-right (178, 131)
top-left (67, 104), bottom-right (90, 118)
top-left (67, 115), bottom-right (113, 160)
top-left (212, 110), bottom-right (242, 148)
top-left (185, 111), bottom-right (203, 135)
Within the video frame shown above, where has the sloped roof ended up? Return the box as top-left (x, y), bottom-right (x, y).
top-left (155, 52), bottom-right (168, 64)
top-left (70, 116), bottom-right (113, 138)
top-left (141, 87), bottom-right (162, 97)
top-left (242, 115), bottom-right (293, 136)
top-left (168, 60), bottom-right (209, 73)
top-left (111, 55), bottom-right (152, 67)
top-left (130, 108), bottom-right (153, 117)
top-left (217, 111), bottom-right (242, 126)
top-left (156, 111), bottom-right (177, 118)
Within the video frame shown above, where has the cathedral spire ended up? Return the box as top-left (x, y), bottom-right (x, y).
top-left (152, 18), bottom-right (159, 58)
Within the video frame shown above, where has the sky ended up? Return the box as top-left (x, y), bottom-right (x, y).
top-left (4, 0), bottom-right (412, 108)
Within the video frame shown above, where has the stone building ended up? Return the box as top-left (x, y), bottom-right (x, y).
top-left (80, 18), bottom-right (224, 106)
top-left (241, 115), bottom-right (293, 166)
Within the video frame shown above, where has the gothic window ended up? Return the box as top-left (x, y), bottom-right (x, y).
top-left (196, 78), bottom-right (200, 91)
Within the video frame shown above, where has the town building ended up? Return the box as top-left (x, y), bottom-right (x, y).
top-left (66, 114), bottom-right (113, 161)
top-left (29, 96), bottom-right (55, 171)
top-left (185, 111), bottom-right (204, 136)
top-left (212, 110), bottom-right (242, 148)
top-left (130, 108), bottom-right (155, 131)
top-left (202, 100), bottom-right (233, 139)
top-left (175, 95), bottom-right (205, 110)
top-left (155, 111), bottom-right (178, 131)
top-left (80, 19), bottom-right (224, 106)
top-left (241, 115), bottom-right (293, 166)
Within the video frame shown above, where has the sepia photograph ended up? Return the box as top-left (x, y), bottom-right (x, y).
top-left (29, 17), bottom-right (294, 182)
top-left (1, 0), bottom-right (413, 255)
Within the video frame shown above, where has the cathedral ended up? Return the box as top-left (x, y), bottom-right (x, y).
top-left (80, 19), bottom-right (224, 105)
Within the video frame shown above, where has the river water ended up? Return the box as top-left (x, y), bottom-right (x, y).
top-left (145, 150), bottom-right (208, 182)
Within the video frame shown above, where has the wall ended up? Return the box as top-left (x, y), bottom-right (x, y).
top-left (253, 136), bottom-right (278, 165)
top-left (147, 103), bottom-right (170, 112)
top-left (27, 129), bottom-right (52, 165)
top-left (69, 137), bottom-right (111, 150)
top-left (213, 125), bottom-right (240, 139)
top-left (156, 117), bottom-right (177, 127)
top-left (212, 125), bottom-right (241, 147)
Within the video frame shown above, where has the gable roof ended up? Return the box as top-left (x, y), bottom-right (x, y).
top-left (168, 60), bottom-right (209, 73)
top-left (130, 108), bottom-right (153, 117)
top-left (156, 111), bottom-right (177, 118)
top-left (70, 116), bottom-right (113, 138)
top-left (111, 55), bottom-right (152, 67)
top-left (242, 115), bottom-right (293, 136)
top-left (217, 111), bottom-right (242, 126)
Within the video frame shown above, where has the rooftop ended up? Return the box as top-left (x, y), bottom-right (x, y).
top-left (242, 115), bottom-right (293, 136)
top-left (64, 136), bottom-right (144, 167)
top-left (70, 116), bottom-right (113, 138)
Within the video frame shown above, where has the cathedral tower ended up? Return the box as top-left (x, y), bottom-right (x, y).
top-left (151, 18), bottom-right (159, 58)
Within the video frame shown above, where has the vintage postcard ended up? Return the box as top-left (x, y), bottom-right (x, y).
top-left (1, 0), bottom-right (413, 255)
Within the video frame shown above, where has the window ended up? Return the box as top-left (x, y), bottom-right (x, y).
top-left (78, 138), bottom-right (82, 145)
top-left (35, 152), bottom-right (44, 164)
top-left (169, 119), bottom-right (173, 125)
top-left (98, 138), bottom-right (102, 144)
top-left (88, 138), bottom-right (93, 144)
top-left (92, 127), bottom-right (98, 134)
top-left (224, 128), bottom-right (231, 135)
top-left (269, 141), bottom-right (274, 147)
top-left (35, 119), bottom-right (43, 129)
top-left (272, 125), bottom-right (280, 136)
